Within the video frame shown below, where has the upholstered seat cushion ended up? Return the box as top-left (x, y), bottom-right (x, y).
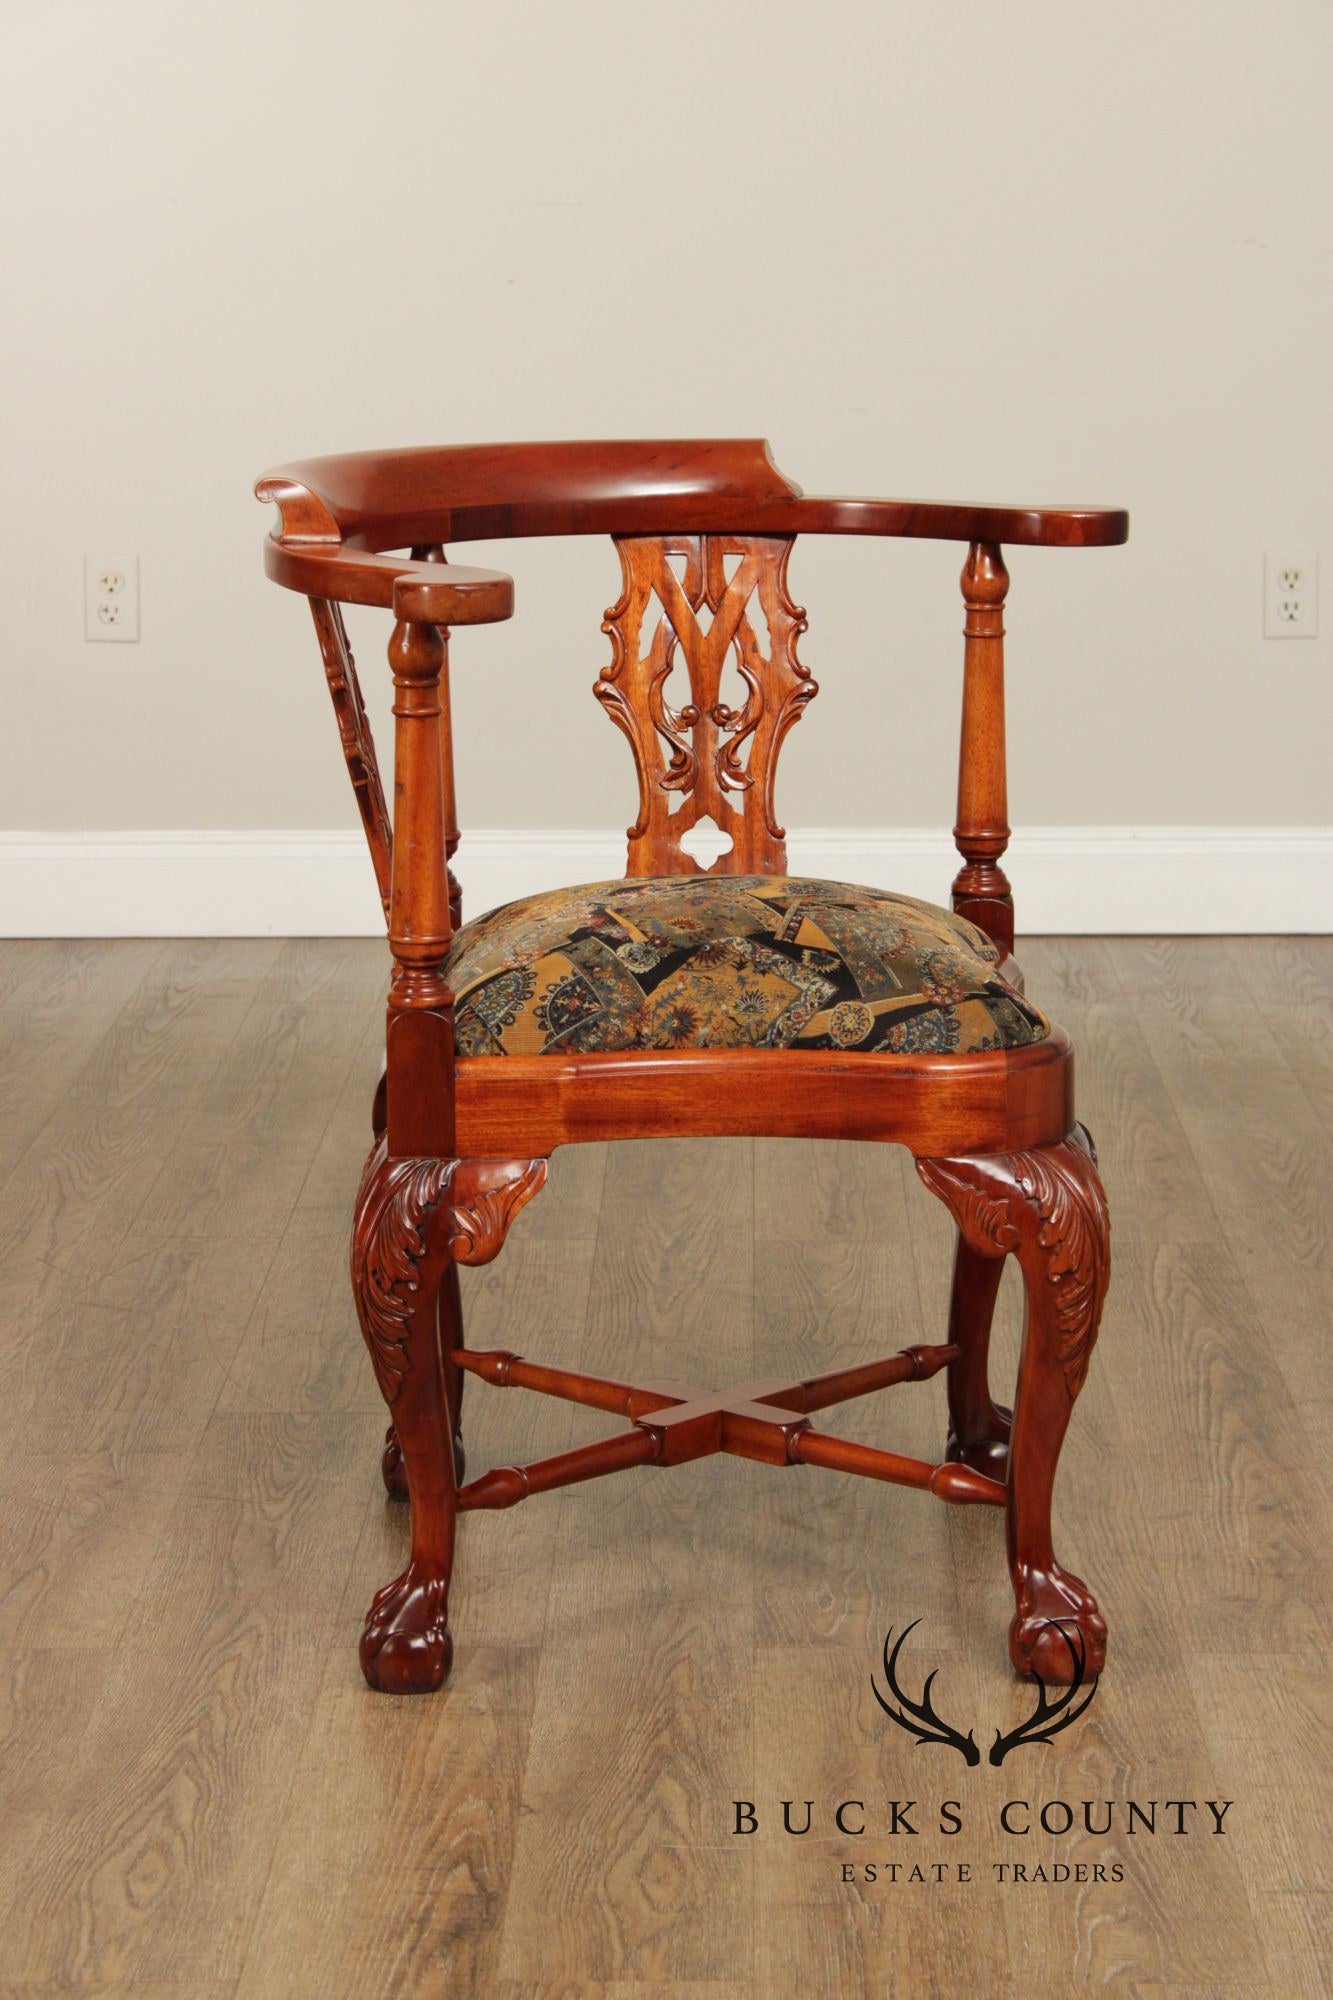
top-left (447, 874), bottom-right (1047, 1057)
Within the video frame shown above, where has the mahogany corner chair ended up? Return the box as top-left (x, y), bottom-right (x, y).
top-left (255, 441), bottom-right (1127, 1696)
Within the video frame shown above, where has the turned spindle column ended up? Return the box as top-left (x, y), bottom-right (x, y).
top-left (952, 541), bottom-right (1014, 956)
top-left (412, 545), bottom-right (463, 930)
top-left (385, 615), bottom-right (455, 1158)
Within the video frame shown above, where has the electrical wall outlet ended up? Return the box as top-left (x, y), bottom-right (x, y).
top-left (85, 554), bottom-right (140, 642)
top-left (1263, 550), bottom-right (1318, 639)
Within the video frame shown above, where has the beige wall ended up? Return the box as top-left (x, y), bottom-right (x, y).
top-left (3, 0), bottom-right (1329, 838)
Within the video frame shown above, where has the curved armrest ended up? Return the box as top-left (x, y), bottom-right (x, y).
top-left (256, 475), bottom-right (514, 624)
top-left (257, 443), bottom-right (1127, 572)
top-left (786, 495), bottom-right (1128, 548)
top-left (262, 534), bottom-right (514, 622)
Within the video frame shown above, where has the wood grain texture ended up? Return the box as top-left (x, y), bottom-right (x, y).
top-left (751, 1139), bottom-right (962, 1655)
top-left (256, 438), bottom-right (1129, 623)
top-left (0, 939), bottom-right (170, 1189)
top-left (493, 1137), bottom-right (758, 1987)
top-left (0, 937), bottom-right (1324, 1996)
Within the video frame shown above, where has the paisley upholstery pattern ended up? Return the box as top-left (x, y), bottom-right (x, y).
top-left (447, 875), bottom-right (1047, 1058)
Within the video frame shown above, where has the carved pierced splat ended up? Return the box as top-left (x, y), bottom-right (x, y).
top-left (597, 534), bottom-right (816, 876)
top-left (309, 597), bottom-right (393, 918)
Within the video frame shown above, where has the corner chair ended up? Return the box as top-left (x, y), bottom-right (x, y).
top-left (255, 440), bottom-right (1127, 1695)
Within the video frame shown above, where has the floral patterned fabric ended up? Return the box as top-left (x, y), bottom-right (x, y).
top-left (447, 875), bottom-right (1047, 1057)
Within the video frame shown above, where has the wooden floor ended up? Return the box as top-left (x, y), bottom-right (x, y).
top-left (0, 936), bottom-right (1327, 1998)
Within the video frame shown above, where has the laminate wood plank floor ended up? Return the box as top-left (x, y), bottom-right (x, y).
top-left (0, 936), bottom-right (1326, 1999)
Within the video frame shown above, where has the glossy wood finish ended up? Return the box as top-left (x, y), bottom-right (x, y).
top-left (444, 1339), bottom-right (1005, 1509)
top-left (942, 1232), bottom-right (1011, 1477)
top-left (598, 532), bottom-right (814, 875)
top-left (351, 1143), bottom-right (546, 1690)
top-left (452, 1033), bottom-right (1074, 1158)
top-left (789, 1427), bottom-right (1004, 1504)
top-left (952, 541), bottom-right (1014, 953)
top-left (351, 1143), bottom-right (458, 1692)
top-left (257, 438), bottom-right (1127, 620)
top-left (382, 615), bottom-right (456, 1163)
top-left (918, 1124), bottom-right (1111, 1678)
top-left (255, 437), bottom-right (1125, 1693)
top-left (411, 542), bottom-right (464, 929)
top-left (0, 938), bottom-right (1322, 1993)
top-left (454, 1335), bottom-right (955, 1414)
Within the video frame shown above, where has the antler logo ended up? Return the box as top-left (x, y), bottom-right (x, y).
top-left (872, 1622), bottom-right (981, 1765)
top-left (987, 1626), bottom-right (1098, 1764)
top-left (872, 1620), bottom-right (1099, 1767)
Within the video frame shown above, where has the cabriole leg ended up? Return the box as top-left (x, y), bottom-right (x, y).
top-left (381, 1267), bottom-right (465, 1499)
top-left (918, 1126), bottom-right (1110, 1681)
top-left (944, 1234), bottom-right (1011, 1478)
top-left (352, 1140), bottom-right (460, 1693)
top-left (442, 1260), bottom-right (466, 1482)
top-left (370, 1070), bottom-right (414, 1499)
top-left (381, 1424), bottom-right (408, 1500)
top-left (352, 1141), bottom-right (548, 1694)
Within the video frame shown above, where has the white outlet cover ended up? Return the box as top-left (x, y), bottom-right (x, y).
top-left (1263, 548), bottom-right (1318, 640)
top-left (85, 552), bottom-right (140, 643)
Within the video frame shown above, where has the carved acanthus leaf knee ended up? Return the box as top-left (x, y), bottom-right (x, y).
top-left (916, 1125), bottom-right (1110, 1399)
top-left (445, 1156), bottom-right (548, 1266)
top-left (351, 1142), bottom-right (548, 1403)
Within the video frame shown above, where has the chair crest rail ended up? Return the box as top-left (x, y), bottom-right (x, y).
top-left (257, 440), bottom-right (1126, 616)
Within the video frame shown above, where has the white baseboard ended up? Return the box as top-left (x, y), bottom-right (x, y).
top-left (0, 826), bottom-right (1328, 938)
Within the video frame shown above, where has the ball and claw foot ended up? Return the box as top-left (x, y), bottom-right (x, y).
top-left (946, 1402), bottom-right (1012, 1481)
top-left (359, 1563), bottom-right (454, 1693)
top-left (381, 1424), bottom-right (463, 1499)
top-left (1009, 1563), bottom-right (1107, 1681)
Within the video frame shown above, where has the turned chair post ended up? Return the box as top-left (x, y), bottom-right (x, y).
top-left (952, 540), bottom-right (1014, 955)
top-left (412, 545), bottom-right (464, 930)
top-left (385, 614), bottom-right (455, 1159)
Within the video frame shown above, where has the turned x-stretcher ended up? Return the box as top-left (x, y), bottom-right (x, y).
top-left (439, 1340), bottom-right (1002, 1508)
